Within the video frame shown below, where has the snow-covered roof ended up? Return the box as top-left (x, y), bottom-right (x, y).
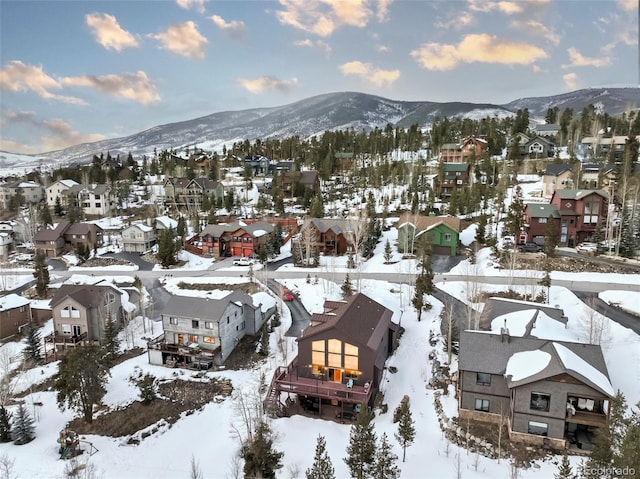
top-left (252, 229), bottom-right (267, 237)
top-left (553, 342), bottom-right (614, 396)
top-left (155, 216), bottom-right (178, 229)
top-left (505, 350), bottom-right (551, 382)
top-left (491, 309), bottom-right (574, 341)
top-left (60, 179), bottom-right (79, 188)
top-left (0, 294), bottom-right (30, 311)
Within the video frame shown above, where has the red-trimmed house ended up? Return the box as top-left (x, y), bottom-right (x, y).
top-left (266, 293), bottom-right (399, 417)
top-left (199, 221), bottom-right (274, 258)
top-left (523, 189), bottom-right (608, 247)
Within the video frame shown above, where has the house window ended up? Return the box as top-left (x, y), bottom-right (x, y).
top-left (19, 306), bottom-right (25, 313)
top-left (444, 233), bottom-right (452, 242)
top-left (188, 335), bottom-right (198, 343)
top-left (312, 340), bottom-right (325, 366)
top-left (205, 321), bottom-right (214, 329)
top-left (344, 342), bottom-right (358, 370)
top-left (476, 372), bottom-right (491, 386)
top-left (203, 336), bottom-right (215, 344)
top-left (241, 321), bottom-right (245, 330)
top-left (538, 217), bottom-right (547, 224)
top-left (530, 392), bottom-right (551, 412)
top-left (192, 320), bottom-right (199, 329)
top-left (169, 317), bottom-right (178, 325)
top-left (327, 339), bottom-right (341, 368)
top-left (61, 324), bottom-right (72, 334)
top-left (62, 306), bottom-right (80, 318)
top-left (474, 399), bottom-right (490, 412)
top-left (527, 421), bottom-right (548, 436)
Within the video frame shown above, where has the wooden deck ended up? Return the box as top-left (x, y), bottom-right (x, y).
top-left (272, 363), bottom-right (373, 405)
top-left (566, 411), bottom-right (607, 428)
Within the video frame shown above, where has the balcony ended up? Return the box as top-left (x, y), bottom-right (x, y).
top-left (271, 361), bottom-right (373, 406)
top-left (566, 410), bottom-right (608, 428)
top-left (45, 331), bottom-right (87, 345)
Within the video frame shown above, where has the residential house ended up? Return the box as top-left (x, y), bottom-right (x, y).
top-left (267, 161), bottom-right (296, 176)
top-left (147, 290), bottom-right (275, 368)
top-left (47, 282), bottom-right (125, 351)
top-left (122, 223), bottom-right (156, 253)
top-left (459, 301), bottom-right (613, 450)
top-left (46, 179), bottom-right (79, 208)
top-left (155, 216), bottom-right (179, 232)
top-left (273, 170), bottom-right (321, 196)
top-left (580, 164), bottom-right (617, 198)
top-left (245, 155), bottom-right (271, 176)
top-left (522, 203), bottom-right (561, 245)
top-left (198, 220), bottom-right (274, 258)
top-left (334, 152), bottom-right (355, 172)
top-left (438, 163), bottom-right (472, 199)
top-left (297, 218), bottom-right (358, 256)
top-left (550, 189), bottom-right (607, 247)
top-left (579, 135), bottom-right (640, 161)
top-left (0, 181), bottom-right (44, 209)
top-left (523, 136), bottom-right (555, 159)
top-left (523, 189), bottom-right (608, 247)
top-left (0, 294), bottom-right (32, 340)
top-left (33, 220), bottom-right (104, 257)
top-left (266, 293), bottom-right (399, 416)
top-left (439, 137), bottom-right (488, 163)
top-left (542, 164), bottom-right (574, 199)
top-left (63, 184), bottom-right (114, 216)
top-left (535, 124), bottom-right (560, 138)
top-left (395, 213), bottom-right (463, 256)
top-left (164, 177), bottom-right (224, 208)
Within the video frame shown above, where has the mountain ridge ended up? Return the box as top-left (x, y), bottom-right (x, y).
top-left (1, 87), bottom-right (638, 168)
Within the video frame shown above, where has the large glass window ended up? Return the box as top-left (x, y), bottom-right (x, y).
top-left (530, 392), bottom-right (551, 412)
top-left (327, 339), bottom-right (341, 368)
top-left (311, 340), bottom-right (325, 366)
top-left (344, 342), bottom-right (358, 370)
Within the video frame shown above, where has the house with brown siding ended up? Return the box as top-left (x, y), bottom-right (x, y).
top-left (439, 137), bottom-right (488, 163)
top-left (198, 220), bottom-right (274, 258)
top-left (0, 294), bottom-right (32, 340)
top-left (266, 293), bottom-right (398, 417)
top-left (46, 282), bottom-right (125, 352)
top-left (33, 221), bottom-right (103, 257)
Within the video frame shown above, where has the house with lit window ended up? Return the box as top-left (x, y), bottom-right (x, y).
top-left (197, 220), bottom-right (274, 258)
top-left (266, 293), bottom-right (399, 417)
top-left (458, 302), bottom-right (613, 451)
top-left (147, 290), bottom-right (275, 368)
top-left (0, 294), bottom-right (32, 341)
top-left (47, 282), bottom-right (125, 352)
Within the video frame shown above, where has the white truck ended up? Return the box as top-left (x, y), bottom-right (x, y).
top-left (233, 257), bottom-right (254, 266)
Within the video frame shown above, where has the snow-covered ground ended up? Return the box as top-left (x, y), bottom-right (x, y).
top-left (1, 249), bottom-right (639, 478)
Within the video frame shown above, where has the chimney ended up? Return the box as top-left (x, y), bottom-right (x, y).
top-left (501, 318), bottom-right (510, 343)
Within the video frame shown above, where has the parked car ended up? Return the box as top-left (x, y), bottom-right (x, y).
top-left (576, 242), bottom-right (598, 254)
top-left (282, 289), bottom-right (295, 302)
top-left (15, 253), bottom-right (35, 262)
top-left (233, 257), bottom-right (254, 266)
top-left (502, 236), bottom-right (515, 249)
top-left (517, 242), bottom-right (542, 253)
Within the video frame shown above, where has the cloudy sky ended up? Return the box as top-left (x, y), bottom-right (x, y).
top-left (0, 0), bottom-right (638, 155)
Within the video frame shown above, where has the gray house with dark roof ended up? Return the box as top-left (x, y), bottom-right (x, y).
top-left (542, 164), bottom-right (573, 199)
top-left (148, 290), bottom-right (275, 368)
top-left (458, 328), bottom-right (613, 450)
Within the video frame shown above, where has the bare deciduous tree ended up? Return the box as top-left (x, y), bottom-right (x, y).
top-left (579, 297), bottom-right (611, 346)
top-left (0, 453), bottom-right (17, 479)
top-left (189, 454), bottom-right (203, 479)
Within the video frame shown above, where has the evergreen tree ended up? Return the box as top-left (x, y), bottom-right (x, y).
top-left (75, 243), bottom-right (90, 263)
top-left (259, 324), bottom-right (270, 356)
top-left (66, 204), bottom-right (84, 223)
top-left (102, 311), bottom-right (120, 364)
top-left (374, 433), bottom-right (400, 479)
top-left (475, 214), bottom-right (487, 244)
top-left (33, 252), bottom-right (50, 299)
top-left (176, 216), bottom-right (186, 239)
top-left (554, 453), bottom-right (576, 479)
top-left (587, 391), bottom-right (627, 473)
top-left (383, 239), bottom-right (392, 264)
top-left (505, 186), bottom-right (525, 238)
top-left (11, 403), bottom-right (35, 445)
top-left (39, 205), bottom-right (53, 227)
top-left (23, 323), bottom-right (41, 362)
top-left (544, 215), bottom-right (559, 257)
top-left (306, 435), bottom-right (335, 479)
top-left (620, 402), bottom-right (640, 476)
top-left (54, 196), bottom-right (64, 216)
top-left (55, 344), bottom-right (111, 423)
top-left (341, 273), bottom-right (354, 298)
top-left (0, 406), bottom-right (12, 442)
top-left (344, 407), bottom-right (377, 479)
top-left (394, 395), bottom-right (416, 462)
top-left (309, 195), bottom-right (324, 218)
top-left (157, 228), bottom-right (177, 268)
top-left (618, 207), bottom-right (637, 259)
top-left (242, 421), bottom-right (283, 479)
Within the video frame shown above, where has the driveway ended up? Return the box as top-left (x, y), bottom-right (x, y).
top-left (102, 251), bottom-right (155, 271)
top-left (431, 255), bottom-right (466, 273)
top-left (265, 278), bottom-right (311, 337)
top-left (573, 291), bottom-right (640, 336)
